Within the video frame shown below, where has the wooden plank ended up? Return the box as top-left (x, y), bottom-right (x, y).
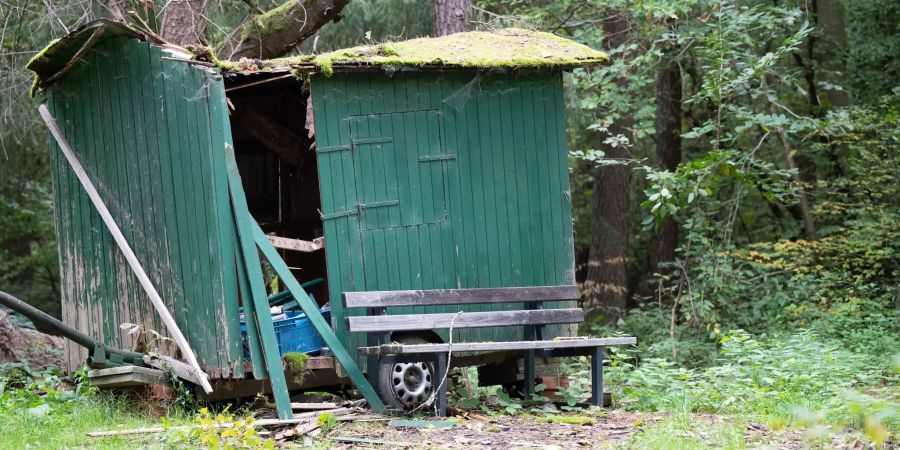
top-left (224, 146), bottom-right (293, 419)
top-left (358, 337), bottom-right (637, 355)
top-left (343, 285), bottom-right (579, 308)
top-left (389, 419), bottom-right (456, 429)
top-left (88, 365), bottom-right (165, 388)
top-left (39, 104), bottom-right (213, 394)
top-left (252, 220), bottom-right (386, 413)
top-left (291, 402), bottom-right (339, 410)
top-left (206, 65), bottom-right (246, 376)
top-left (266, 235), bottom-right (324, 253)
top-left (347, 308), bottom-right (584, 333)
top-left (86, 409), bottom-right (352, 437)
top-left (332, 437), bottom-right (414, 447)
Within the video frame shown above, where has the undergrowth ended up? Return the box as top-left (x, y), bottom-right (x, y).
top-left (604, 330), bottom-right (898, 446)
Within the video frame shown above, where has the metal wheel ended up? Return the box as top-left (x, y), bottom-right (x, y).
top-left (376, 335), bottom-right (436, 409)
top-left (390, 361), bottom-right (433, 404)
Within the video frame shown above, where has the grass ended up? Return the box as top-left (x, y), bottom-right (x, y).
top-left (625, 415), bottom-right (748, 449)
top-left (1, 330), bottom-right (894, 448)
top-left (0, 390), bottom-right (173, 449)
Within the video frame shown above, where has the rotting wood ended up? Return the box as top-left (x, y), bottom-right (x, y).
top-left (86, 408), bottom-right (352, 437)
top-left (342, 285), bottom-right (579, 308)
top-left (267, 235), bottom-right (324, 253)
top-left (46, 27), bottom-right (105, 84)
top-left (347, 308), bottom-right (585, 333)
top-left (358, 337), bottom-right (637, 355)
top-left (39, 104), bottom-right (213, 394)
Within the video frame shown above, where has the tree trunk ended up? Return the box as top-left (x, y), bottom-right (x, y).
top-left (651, 52), bottom-right (682, 272)
top-left (433, 0), bottom-right (471, 36)
top-left (161, 0), bottom-right (206, 46)
top-left (582, 11), bottom-right (633, 326)
top-left (814, 0), bottom-right (849, 108)
top-left (231, 0), bottom-right (352, 60)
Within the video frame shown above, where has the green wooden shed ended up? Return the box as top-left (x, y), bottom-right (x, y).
top-left (27, 20), bottom-right (607, 405)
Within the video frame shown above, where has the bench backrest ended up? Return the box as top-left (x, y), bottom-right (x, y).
top-left (343, 285), bottom-right (580, 333)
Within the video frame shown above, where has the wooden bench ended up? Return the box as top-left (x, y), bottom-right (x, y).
top-left (342, 285), bottom-right (636, 416)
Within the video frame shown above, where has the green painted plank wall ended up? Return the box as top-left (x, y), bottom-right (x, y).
top-left (311, 71), bottom-right (577, 362)
top-left (46, 37), bottom-right (243, 378)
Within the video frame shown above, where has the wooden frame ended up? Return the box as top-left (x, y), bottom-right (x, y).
top-left (342, 285), bottom-right (579, 308)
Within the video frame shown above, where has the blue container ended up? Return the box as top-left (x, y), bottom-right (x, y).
top-left (240, 307), bottom-right (331, 359)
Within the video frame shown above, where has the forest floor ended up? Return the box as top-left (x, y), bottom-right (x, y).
top-left (0, 393), bottom-right (877, 449)
top-left (324, 409), bottom-right (870, 449)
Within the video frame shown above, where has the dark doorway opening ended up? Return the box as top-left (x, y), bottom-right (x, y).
top-left (224, 73), bottom-right (329, 305)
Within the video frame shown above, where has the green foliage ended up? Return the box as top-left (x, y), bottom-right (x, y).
top-left (607, 331), bottom-right (898, 438)
top-left (0, 367), bottom-right (166, 448)
top-left (180, 406), bottom-right (274, 450)
top-left (317, 410), bottom-right (337, 432)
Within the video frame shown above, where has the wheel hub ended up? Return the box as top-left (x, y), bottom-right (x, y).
top-left (391, 362), bottom-right (433, 405)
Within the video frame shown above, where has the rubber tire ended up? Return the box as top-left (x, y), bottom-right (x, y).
top-left (376, 335), bottom-right (436, 410)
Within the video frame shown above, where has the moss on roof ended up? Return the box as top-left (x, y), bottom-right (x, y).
top-left (227, 28), bottom-right (608, 75)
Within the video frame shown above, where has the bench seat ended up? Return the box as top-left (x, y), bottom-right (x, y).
top-left (359, 337), bottom-right (637, 356)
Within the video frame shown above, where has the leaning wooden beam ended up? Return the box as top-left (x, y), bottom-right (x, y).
top-left (38, 104), bottom-right (213, 394)
top-left (267, 235), bottom-right (324, 253)
top-left (252, 221), bottom-right (386, 413)
top-left (224, 145), bottom-right (293, 419)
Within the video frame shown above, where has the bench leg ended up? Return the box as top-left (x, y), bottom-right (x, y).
top-left (366, 354), bottom-right (380, 393)
top-left (591, 346), bottom-right (604, 407)
top-left (435, 352), bottom-right (448, 417)
top-left (523, 349), bottom-right (535, 398)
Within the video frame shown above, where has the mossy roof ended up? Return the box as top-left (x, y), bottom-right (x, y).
top-left (230, 28), bottom-right (608, 75)
top-left (27, 21), bottom-right (608, 93)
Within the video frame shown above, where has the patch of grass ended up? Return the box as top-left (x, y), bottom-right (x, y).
top-left (626, 415), bottom-right (747, 450)
top-left (0, 388), bottom-right (176, 448)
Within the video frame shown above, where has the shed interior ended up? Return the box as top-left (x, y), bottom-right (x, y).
top-left (225, 74), bottom-right (330, 305)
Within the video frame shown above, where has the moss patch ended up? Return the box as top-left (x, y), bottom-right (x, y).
top-left (282, 352), bottom-right (310, 384)
top-left (223, 28), bottom-right (607, 75)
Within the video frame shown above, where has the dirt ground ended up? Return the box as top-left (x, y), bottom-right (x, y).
top-left (328, 410), bottom-right (649, 449)
top-left (323, 410), bottom-right (873, 449)
top-left (0, 309), bottom-right (65, 371)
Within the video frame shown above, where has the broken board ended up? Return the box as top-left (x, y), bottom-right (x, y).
top-left (88, 366), bottom-right (166, 388)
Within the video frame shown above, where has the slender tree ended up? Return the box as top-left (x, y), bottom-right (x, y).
top-left (433, 0), bottom-right (471, 36)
